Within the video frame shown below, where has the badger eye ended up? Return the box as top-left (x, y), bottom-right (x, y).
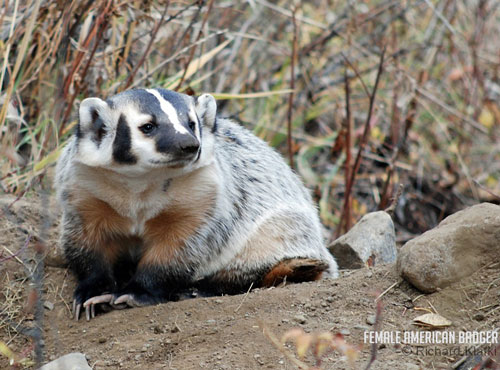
top-left (188, 120), bottom-right (196, 132)
top-left (139, 122), bottom-right (156, 134)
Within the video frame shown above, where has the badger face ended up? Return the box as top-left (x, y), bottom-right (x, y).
top-left (74, 88), bottom-right (217, 176)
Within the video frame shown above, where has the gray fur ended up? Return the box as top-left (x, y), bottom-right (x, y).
top-left (55, 88), bottom-right (338, 307)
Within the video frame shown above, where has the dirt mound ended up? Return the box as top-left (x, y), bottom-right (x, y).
top-left (1, 195), bottom-right (499, 369)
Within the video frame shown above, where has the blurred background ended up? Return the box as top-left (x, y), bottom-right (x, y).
top-left (1, 0), bottom-right (500, 240)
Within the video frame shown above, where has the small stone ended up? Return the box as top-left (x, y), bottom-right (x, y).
top-left (254, 354), bottom-right (264, 365)
top-left (39, 353), bottom-right (91, 370)
top-left (326, 296), bottom-right (335, 303)
top-left (206, 319), bottom-right (216, 324)
top-left (366, 314), bottom-right (377, 325)
top-left (43, 301), bottom-right (54, 311)
top-left (153, 325), bottom-right (163, 334)
top-left (329, 211), bottom-right (397, 268)
top-left (353, 325), bottom-right (370, 331)
top-left (304, 303), bottom-right (312, 309)
top-left (339, 329), bottom-right (350, 335)
top-left (281, 318), bottom-right (289, 324)
top-left (293, 314), bottom-right (307, 324)
top-left (321, 301), bottom-right (328, 308)
top-left (98, 337), bottom-right (107, 344)
top-left (215, 299), bottom-right (223, 304)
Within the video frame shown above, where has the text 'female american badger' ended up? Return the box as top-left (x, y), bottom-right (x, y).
top-left (55, 88), bottom-right (338, 321)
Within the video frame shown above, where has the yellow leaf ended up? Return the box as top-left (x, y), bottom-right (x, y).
top-left (33, 145), bottom-right (65, 172)
top-left (486, 175), bottom-right (498, 188)
top-left (478, 108), bottom-right (495, 129)
top-left (315, 335), bottom-right (332, 358)
top-left (295, 333), bottom-right (313, 359)
top-left (282, 328), bottom-right (313, 359)
top-left (0, 341), bottom-right (16, 365)
top-left (371, 126), bottom-right (383, 141)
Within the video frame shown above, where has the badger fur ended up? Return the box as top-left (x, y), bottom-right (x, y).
top-left (55, 88), bottom-right (338, 320)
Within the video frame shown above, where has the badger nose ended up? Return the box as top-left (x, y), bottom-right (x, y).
top-left (178, 136), bottom-right (199, 154)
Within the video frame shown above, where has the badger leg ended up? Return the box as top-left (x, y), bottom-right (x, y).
top-left (261, 258), bottom-right (328, 287)
top-left (64, 245), bottom-right (117, 321)
top-left (204, 210), bottom-right (335, 293)
top-left (61, 198), bottom-right (131, 320)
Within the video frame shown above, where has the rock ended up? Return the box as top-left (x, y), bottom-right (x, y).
top-left (366, 314), bottom-right (377, 325)
top-left (43, 301), bottom-right (54, 311)
top-left (339, 328), bottom-right (350, 335)
top-left (293, 314), bottom-right (307, 324)
top-left (40, 353), bottom-right (91, 370)
top-left (397, 203), bottom-right (500, 293)
top-left (329, 211), bottom-right (396, 269)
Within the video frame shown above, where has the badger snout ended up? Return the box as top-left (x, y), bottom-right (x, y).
top-left (155, 133), bottom-right (200, 162)
top-left (179, 137), bottom-right (200, 154)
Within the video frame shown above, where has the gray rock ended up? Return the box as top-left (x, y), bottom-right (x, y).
top-left (397, 203), bottom-right (500, 293)
top-left (293, 314), bottom-right (307, 324)
top-left (328, 211), bottom-right (397, 269)
top-left (366, 314), bottom-right (377, 325)
top-left (40, 353), bottom-right (91, 370)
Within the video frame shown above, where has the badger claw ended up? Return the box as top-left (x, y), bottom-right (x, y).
top-left (72, 300), bottom-right (82, 321)
top-left (113, 294), bottom-right (144, 308)
top-left (72, 294), bottom-right (114, 321)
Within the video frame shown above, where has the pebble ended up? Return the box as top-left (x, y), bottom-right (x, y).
top-left (366, 314), bottom-right (377, 325)
top-left (339, 329), bottom-right (350, 336)
top-left (293, 314), bottom-right (307, 324)
top-left (98, 337), bottom-right (107, 344)
top-left (43, 301), bottom-right (54, 311)
top-left (353, 324), bottom-right (370, 331)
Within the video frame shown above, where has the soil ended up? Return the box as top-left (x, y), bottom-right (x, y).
top-left (1, 194), bottom-right (499, 370)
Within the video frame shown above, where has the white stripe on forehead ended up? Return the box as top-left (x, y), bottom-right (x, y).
top-left (145, 89), bottom-right (188, 134)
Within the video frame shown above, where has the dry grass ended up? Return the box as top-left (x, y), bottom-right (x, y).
top-left (1, 3), bottom-right (500, 367)
top-left (1, 1), bottom-right (500, 233)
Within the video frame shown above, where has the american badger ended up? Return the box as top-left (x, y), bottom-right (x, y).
top-left (55, 88), bottom-right (338, 320)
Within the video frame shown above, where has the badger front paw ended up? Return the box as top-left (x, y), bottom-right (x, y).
top-left (73, 276), bottom-right (115, 321)
top-left (111, 280), bottom-right (163, 308)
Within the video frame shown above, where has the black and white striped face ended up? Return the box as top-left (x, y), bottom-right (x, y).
top-left (75, 88), bottom-right (217, 175)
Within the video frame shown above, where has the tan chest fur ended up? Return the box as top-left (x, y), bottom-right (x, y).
top-left (69, 163), bottom-right (219, 265)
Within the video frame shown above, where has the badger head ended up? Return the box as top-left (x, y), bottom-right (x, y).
top-left (75, 88), bottom-right (217, 176)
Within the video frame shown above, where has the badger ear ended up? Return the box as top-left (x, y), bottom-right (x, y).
top-left (195, 94), bottom-right (217, 130)
top-left (77, 97), bottom-right (110, 144)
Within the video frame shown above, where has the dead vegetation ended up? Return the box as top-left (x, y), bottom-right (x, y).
top-left (1, 0), bottom-right (500, 368)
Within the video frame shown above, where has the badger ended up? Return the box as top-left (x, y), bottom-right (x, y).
top-left (55, 88), bottom-right (338, 321)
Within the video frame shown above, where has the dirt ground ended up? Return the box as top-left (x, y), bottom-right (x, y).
top-left (1, 194), bottom-right (499, 369)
